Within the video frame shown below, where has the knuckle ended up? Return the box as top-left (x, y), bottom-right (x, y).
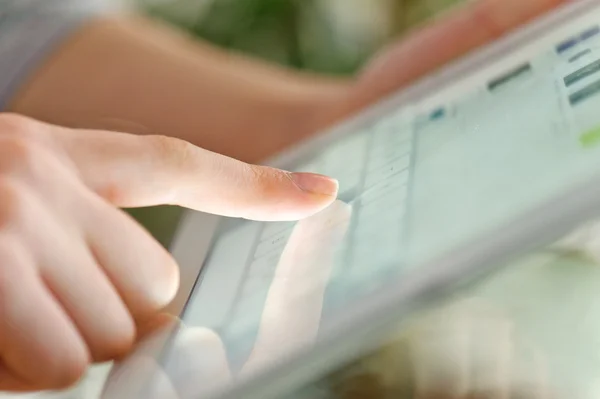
top-left (149, 135), bottom-right (192, 164)
top-left (245, 164), bottom-right (284, 194)
top-left (245, 164), bottom-right (267, 185)
top-left (151, 252), bottom-right (180, 311)
top-left (148, 134), bottom-right (179, 150)
top-left (146, 135), bottom-right (194, 201)
top-left (246, 163), bottom-right (267, 182)
top-left (0, 135), bottom-right (42, 176)
top-left (149, 134), bottom-right (197, 178)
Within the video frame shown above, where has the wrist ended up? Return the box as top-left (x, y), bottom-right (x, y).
top-left (8, 15), bottom-right (354, 163)
top-left (274, 78), bottom-right (352, 156)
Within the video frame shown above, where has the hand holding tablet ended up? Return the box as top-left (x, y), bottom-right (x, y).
top-left (337, 0), bottom-right (571, 119)
top-left (155, 2), bottom-right (600, 398)
top-left (0, 0), bottom-right (588, 395)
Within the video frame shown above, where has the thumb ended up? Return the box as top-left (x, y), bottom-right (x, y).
top-left (53, 127), bottom-right (339, 221)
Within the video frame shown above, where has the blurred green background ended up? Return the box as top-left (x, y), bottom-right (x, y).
top-left (142, 0), bottom-right (463, 74)
top-left (128, 0), bottom-right (464, 247)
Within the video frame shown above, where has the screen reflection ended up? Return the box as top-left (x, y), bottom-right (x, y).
top-left (104, 220), bottom-right (600, 399)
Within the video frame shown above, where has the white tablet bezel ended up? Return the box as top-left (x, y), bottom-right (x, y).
top-left (126, 0), bottom-right (600, 397)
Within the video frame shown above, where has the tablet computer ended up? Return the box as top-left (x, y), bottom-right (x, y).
top-left (102, 0), bottom-right (600, 397)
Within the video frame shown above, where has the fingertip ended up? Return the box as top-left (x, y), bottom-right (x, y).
top-left (290, 173), bottom-right (340, 218)
top-left (246, 172), bottom-right (339, 221)
top-left (139, 250), bottom-right (181, 316)
top-left (289, 173), bottom-right (339, 198)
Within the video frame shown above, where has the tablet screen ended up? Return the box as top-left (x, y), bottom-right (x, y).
top-left (181, 4), bottom-right (600, 379)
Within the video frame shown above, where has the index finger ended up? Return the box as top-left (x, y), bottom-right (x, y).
top-left (53, 126), bottom-right (339, 221)
top-left (351, 0), bottom-right (568, 110)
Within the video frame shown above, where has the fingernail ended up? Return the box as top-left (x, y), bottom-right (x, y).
top-left (290, 173), bottom-right (339, 197)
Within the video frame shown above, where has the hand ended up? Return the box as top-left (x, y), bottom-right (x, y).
top-left (325, 0), bottom-right (569, 122)
top-left (0, 113), bottom-right (339, 392)
top-left (101, 200), bottom-right (352, 399)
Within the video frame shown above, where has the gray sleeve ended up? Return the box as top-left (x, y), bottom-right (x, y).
top-left (0, 0), bottom-right (116, 110)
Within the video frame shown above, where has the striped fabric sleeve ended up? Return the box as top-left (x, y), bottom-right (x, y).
top-left (0, 0), bottom-right (116, 110)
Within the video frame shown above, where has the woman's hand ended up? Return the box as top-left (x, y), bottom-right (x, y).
top-left (332, 0), bottom-right (569, 120)
top-left (9, 0), bottom-right (568, 164)
top-left (0, 113), bottom-right (338, 392)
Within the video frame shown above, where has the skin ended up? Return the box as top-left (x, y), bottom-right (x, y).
top-left (8, 0), bottom-right (568, 162)
top-left (0, 114), bottom-right (339, 393)
top-left (102, 200), bottom-right (352, 399)
top-left (0, 0), bottom-right (569, 392)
